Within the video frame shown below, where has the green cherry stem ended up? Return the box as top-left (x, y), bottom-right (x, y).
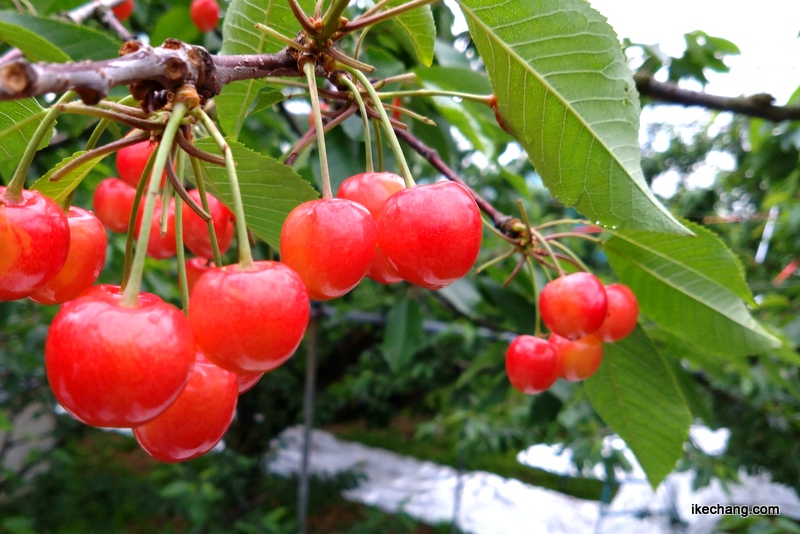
top-left (339, 75), bottom-right (374, 173)
top-left (193, 107), bottom-right (254, 269)
top-left (373, 119), bottom-right (384, 171)
top-left (344, 0), bottom-right (439, 33)
top-left (475, 247), bottom-right (516, 274)
top-left (255, 23), bottom-right (310, 53)
top-left (534, 218), bottom-right (592, 231)
top-left (344, 66), bottom-right (415, 187)
top-left (121, 102), bottom-right (188, 308)
top-left (120, 144), bottom-right (158, 290)
top-left (189, 154), bottom-right (224, 267)
top-left (286, 0), bottom-right (318, 35)
top-left (320, 0), bottom-right (351, 41)
top-left (377, 89), bottom-right (494, 105)
top-left (526, 256), bottom-right (542, 337)
top-left (5, 91), bottom-right (77, 200)
top-left (303, 60), bottom-right (334, 199)
top-left (544, 231), bottom-right (603, 244)
top-left (517, 199), bottom-right (565, 278)
top-left (174, 151), bottom-right (189, 313)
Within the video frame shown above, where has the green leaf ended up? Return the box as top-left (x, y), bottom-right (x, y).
top-left (584, 327), bottom-right (691, 488)
top-left (456, 343), bottom-right (502, 388)
top-left (457, 0), bottom-right (688, 234)
top-left (0, 410), bottom-right (11, 432)
top-left (0, 20), bottom-right (69, 62)
top-left (380, 297), bottom-right (427, 373)
top-left (387, 0), bottom-right (436, 67)
top-left (0, 12), bottom-right (120, 61)
top-left (604, 221), bottom-right (781, 357)
top-left (217, 0), bottom-right (316, 139)
top-left (192, 138), bottom-right (318, 249)
top-left (0, 99), bottom-right (46, 165)
top-left (31, 151), bottom-right (106, 203)
top-left (248, 88), bottom-right (287, 117)
top-left (151, 7), bottom-right (202, 47)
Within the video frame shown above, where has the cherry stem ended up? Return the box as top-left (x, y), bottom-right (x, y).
top-left (544, 231), bottom-right (602, 244)
top-left (502, 255), bottom-right (526, 288)
top-left (174, 151), bottom-right (190, 314)
top-left (345, 66), bottom-right (415, 187)
top-left (373, 119), bottom-right (384, 171)
top-left (6, 91), bottom-right (76, 199)
top-left (166, 152), bottom-right (209, 221)
top-left (475, 247), bottom-right (516, 274)
top-left (378, 90), bottom-right (494, 105)
top-left (84, 95), bottom-right (138, 151)
top-left (48, 130), bottom-right (150, 183)
top-left (176, 130), bottom-right (225, 166)
top-left (193, 107), bottom-right (254, 269)
top-left (344, 0), bottom-right (439, 33)
top-left (303, 60), bottom-right (334, 199)
top-left (339, 75), bottom-right (374, 173)
top-left (255, 23), bottom-right (310, 53)
top-left (357, 0), bottom-right (394, 20)
top-left (481, 215), bottom-right (519, 245)
top-left (120, 142), bottom-right (158, 292)
top-left (546, 239), bottom-right (590, 272)
top-left (526, 257), bottom-right (542, 337)
top-left (324, 47), bottom-right (376, 73)
top-left (58, 102), bottom-right (163, 131)
top-left (282, 104), bottom-right (357, 166)
top-left (382, 103), bottom-right (435, 125)
top-left (189, 153), bottom-right (224, 267)
top-left (534, 218), bottom-right (592, 231)
top-left (518, 199), bottom-right (565, 278)
top-left (320, 0), bottom-right (351, 41)
top-left (353, 25), bottom-right (374, 60)
top-left (287, 0), bottom-right (318, 36)
top-left (121, 102), bottom-right (188, 308)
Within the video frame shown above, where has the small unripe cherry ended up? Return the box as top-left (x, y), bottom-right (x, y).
top-left (594, 284), bottom-right (639, 342)
top-left (539, 272), bottom-right (607, 340)
top-left (549, 333), bottom-right (603, 382)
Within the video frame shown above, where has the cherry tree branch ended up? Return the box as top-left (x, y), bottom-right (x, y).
top-left (634, 72), bottom-right (800, 122)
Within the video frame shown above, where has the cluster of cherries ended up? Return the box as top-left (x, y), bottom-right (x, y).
top-left (505, 272), bottom-right (639, 395)
top-left (0, 127), bottom-right (484, 462)
top-left (110, 0), bottom-right (220, 34)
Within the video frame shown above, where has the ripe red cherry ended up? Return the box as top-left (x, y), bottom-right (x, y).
top-left (337, 172), bottom-right (405, 284)
top-left (181, 189), bottom-right (235, 259)
top-left (188, 261), bottom-right (310, 373)
top-left (116, 137), bottom-right (158, 188)
top-left (30, 207), bottom-right (107, 305)
top-left (236, 371), bottom-right (264, 394)
top-left (45, 285), bottom-right (195, 428)
top-left (133, 353), bottom-right (238, 463)
top-left (594, 284), bottom-right (639, 342)
top-left (93, 178), bottom-right (138, 234)
top-left (376, 181), bottom-right (482, 289)
top-left (112, 0), bottom-right (134, 21)
top-left (280, 198), bottom-right (377, 300)
top-left (0, 187), bottom-right (70, 301)
top-left (539, 272), bottom-right (608, 340)
top-left (134, 198), bottom-right (176, 260)
top-left (184, 257), bottom-right (213, 295)
top-left (549, 333), bottom-right (603, 382)
top-left (505, 335), bottom-right (562, 394)
top-left (190, 0), bottom-right (220, 32)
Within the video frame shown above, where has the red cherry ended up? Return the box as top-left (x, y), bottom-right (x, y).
top-left (184, 256), bottom-right (213, 295)
top-left (190, 0), bottom-right (220, 32)
top-left (116, 137), bottom-right (157, 188)
top-left (236, 371), bottom-right (264, 394)
top-left (505, 335), bottom-right (562, 394)
top-left (93, 178), bottom-right (138, 234)
top-left (376, 181), bottom-right (482, 289)
top-left (280, 198), bottom-right (377, 300)
top-left (133, 354), bottom-right (238, 463)
top-left (181, 189), bottom-right (235, 259)
top-left (188, 261), bottom-right (310, 373)
top-left (594, 284), bottom-right (639, 342)
top-left (111, 0), bottom-right (134, 21)
top-left (134, 198), bottom-right (176, 260)
top-left (45, 285), bottom-right (196, 427)
top-left (30, 207), bottom-right (107, 305)
top-left (539, 272), bottom-right (608, 340)
top-left (392, 97), bottom-right (402, 121)
top-left (337, 172), bottom-right (405, 285)
top-left (0, 187), bottom-right (70, 301)
top-left (549, 333), bottom-right (603, 382)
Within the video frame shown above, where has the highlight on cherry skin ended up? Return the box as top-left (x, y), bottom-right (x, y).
top-left (0, 186), bottom-right (70, 302)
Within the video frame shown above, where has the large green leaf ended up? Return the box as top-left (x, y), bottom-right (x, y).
top-left (0, 12), bottom-right (120, 61)
top-left (0, 20), bottom-right (69, 62)
top-left (584, 328), bottom-right (692, 488)
top-left (191, 138), bottom-right (318, 249)
top-left (604, 222), bottom-right (781, 357)
top-left (386, 0), bottom-right (436, 67)
top-left (0, 99), bottom-right (46, 165)
top-left (151, 6), bottom-right (202, 47)
top-left (217, 0), bottom-right (316, 139)
top-left (31, 151), bottom-right (106, 203)
top-left (457, 0), bottom-right (688, 234)
top-left (380, 296), bottom-right (428, 373)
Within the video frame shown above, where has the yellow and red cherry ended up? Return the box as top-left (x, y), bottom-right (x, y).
top-left (505, 335), bottom-right (562, 394)
top-left (181, 189), bottom-right (234, 259)
top-left (549, 333), bottom-right (603, 382)
top-left (594, 283), bottom-right (639, 342)
top-left (539, 272), bottom-right (608, 340)
top-left (93, 178), bottom-right (138, 234)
